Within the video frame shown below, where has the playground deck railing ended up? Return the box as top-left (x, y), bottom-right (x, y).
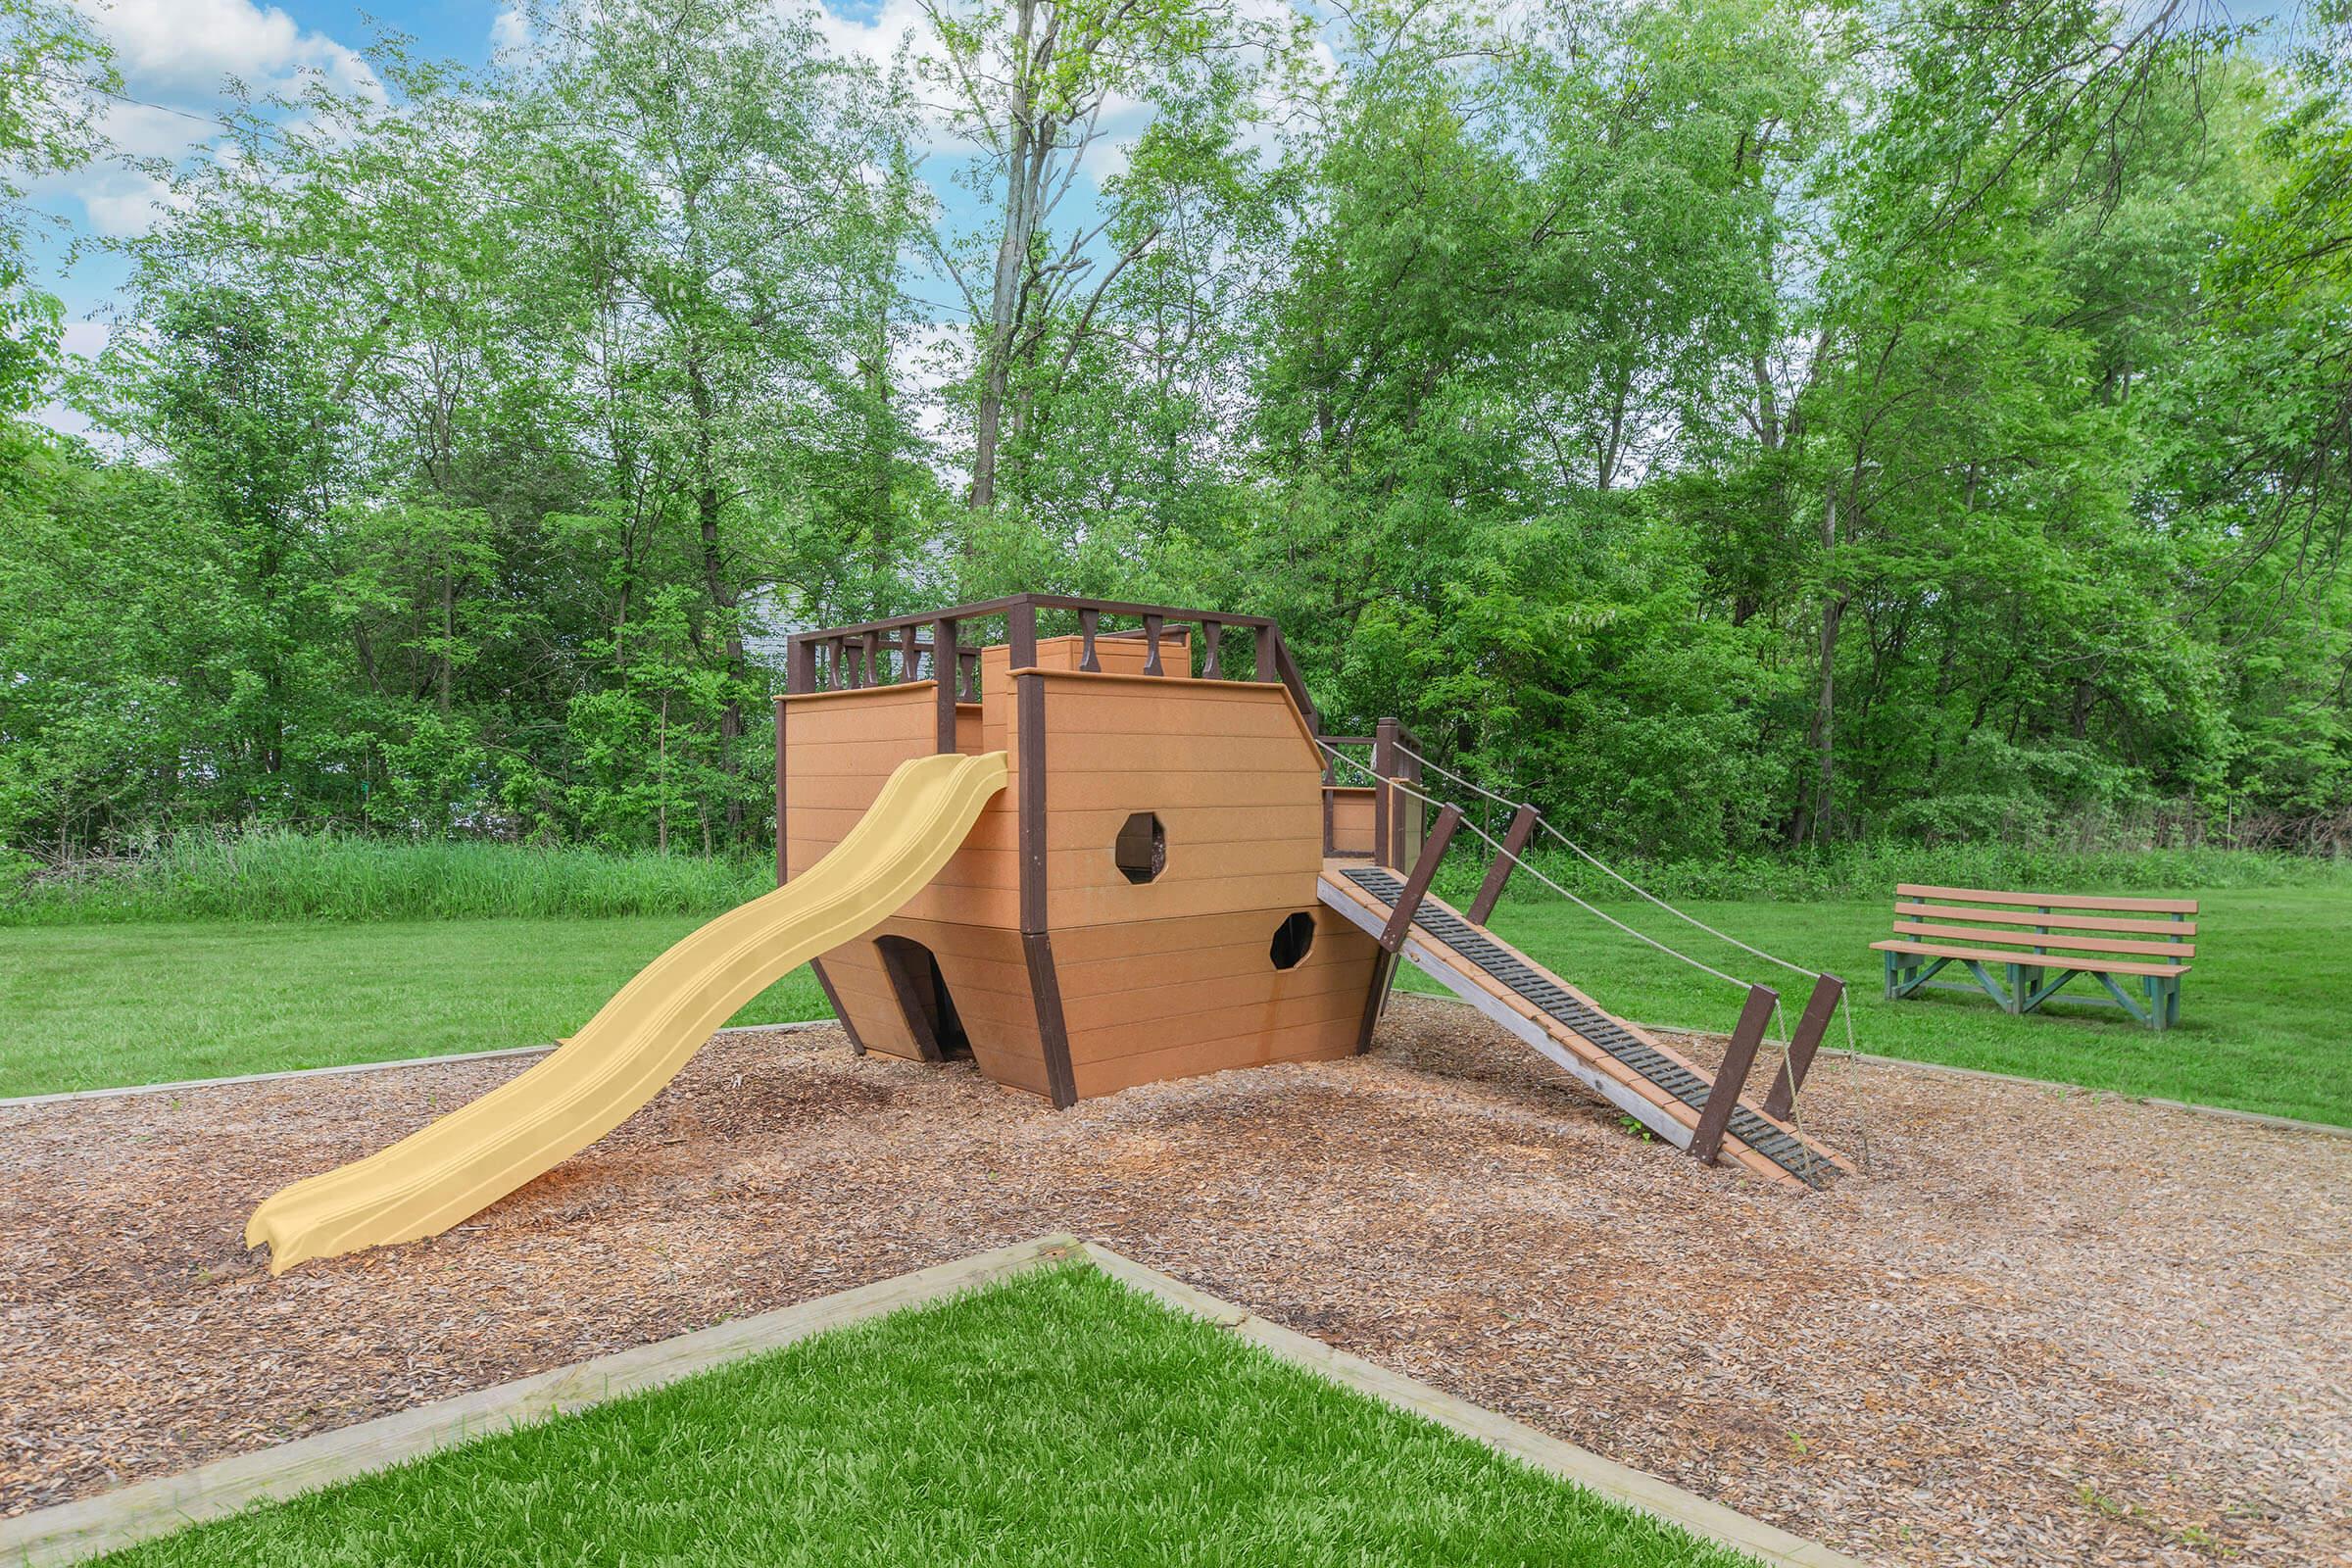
top-left (784, 595), bottom-right (1324, 749)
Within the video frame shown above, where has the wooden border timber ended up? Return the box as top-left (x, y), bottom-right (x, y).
top-left (1764, 973), bottom-right (1844, 1122)
top-left (1466, 804), bottom-right (1538, 924)
top-left (0, 1235), bottom-right (1866, 1568)
top-left (1689, 984), bottom-right (1778, 1165)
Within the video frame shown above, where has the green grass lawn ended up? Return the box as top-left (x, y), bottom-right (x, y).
top-left (1400, 885), bottom-right (2352, 1127)
top-left (0, 917), bottom-right (828, 1098)
top-left (94, 1262), bottom-right (1758, 1568)
top-left (6, 883), bottom-right (2345, 1125)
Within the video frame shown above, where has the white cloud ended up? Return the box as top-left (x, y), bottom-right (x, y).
top-left (491, 4), bottom-right (529, 55)
top-left (808, 0), bottom-right (932, 74)
top-left (75, 0), bottom-right (378, 99)
top-left (54, 166), bottom-right (185, 236)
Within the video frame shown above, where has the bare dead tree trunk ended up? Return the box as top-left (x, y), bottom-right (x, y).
top-left (971, 0), bottom-right (1043, 511)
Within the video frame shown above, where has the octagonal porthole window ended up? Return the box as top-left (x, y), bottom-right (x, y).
top-left (1114, 811), bottom-right (1165, 884)
top-left (1269, 911), bottom-right (1316, 970)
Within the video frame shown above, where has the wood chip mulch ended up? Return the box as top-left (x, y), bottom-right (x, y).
top-left (3, 997), bottom-right (2347, 1567)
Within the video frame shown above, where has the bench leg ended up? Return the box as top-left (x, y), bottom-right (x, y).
top-left (2004, 963), bottom-right (2025, 1015)
top-left (1883, 950), bottom-right (1899, 1001)
top-left (2093, 970), bottom-right (2154, 1026)
top-left (2166, 978), bottom-right (2181, 1028)
top-left (2144, 974), bottom-right (2172, 1032)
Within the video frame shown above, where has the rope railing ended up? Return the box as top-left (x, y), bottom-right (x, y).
top-left (1396, 741), bottom-right (1832, 985)
top-left (1316, 740), bottom-right (1751, 992)
top-left (1321, 733), bottom-right (1867, 1176)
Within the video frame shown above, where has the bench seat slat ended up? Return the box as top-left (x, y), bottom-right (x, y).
top-left (1895, 883), bottom-right (2198, 915)
top-left (1891, 902), bottom-right (2198, 938)
top-left (1871, 939), bottom-right (2191, 978)
top-left (1890, 918), bottom-right (2195, 959)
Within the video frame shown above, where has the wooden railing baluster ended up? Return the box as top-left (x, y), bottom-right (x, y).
top-left (1378, 805), bottom-right (1463, 952)
top-left (1078, 609), bottom-right (1101, 671)
top-left (1690, 985), bottom-right (1778, 1164)
top-left (1466, 805), bottom-right (1539, 924)
top-left (1143, 613), bottom-right (1163, 675)
top-left (1765, 973), bottom-right (1845, 1122)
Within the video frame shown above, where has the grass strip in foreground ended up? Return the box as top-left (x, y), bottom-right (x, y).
top-left (92, 1262), bottom-right (1759, 1567)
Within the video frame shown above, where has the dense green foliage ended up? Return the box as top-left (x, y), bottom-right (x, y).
top-left (96, 1264), bottom-right (1759, 1567)
top-left (2, 828), bottom-right (773, 924)
top-left (3, 0), bottom-right (2349, 867)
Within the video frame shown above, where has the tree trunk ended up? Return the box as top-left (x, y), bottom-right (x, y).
top-left (972, 0), bottom-right (1043, 511)
top-left (687, 354), bottom-right (747, 841)
top-left (1790, 486), bottom-right (1844, 846)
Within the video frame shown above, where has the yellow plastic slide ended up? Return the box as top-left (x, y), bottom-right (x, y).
top-left (247, 750), bottom-right (1008, 1274)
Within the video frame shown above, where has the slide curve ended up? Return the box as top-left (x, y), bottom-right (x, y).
top-left (247, 750), bottom-right (1008, 1274)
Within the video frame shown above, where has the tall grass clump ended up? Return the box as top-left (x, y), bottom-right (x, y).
top-left (0, 830), bottom-right (775, 925)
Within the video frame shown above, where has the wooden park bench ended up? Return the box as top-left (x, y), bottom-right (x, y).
top-left (1872, 884), bottom-right (2195, 1030)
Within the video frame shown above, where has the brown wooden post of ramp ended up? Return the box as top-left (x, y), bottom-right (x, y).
top-left (1689, 984), bottom-right (1778, 1165)
top-left (1380, 805), bottom-right (1463, 952)
top-left (1765, 972), bottom-right (1844, 1122)
top-left (1466, 804), bottom-right (1538, 925)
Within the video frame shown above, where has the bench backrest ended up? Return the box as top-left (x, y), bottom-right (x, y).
top-left (1889, 884), bottom-right (2196, 972)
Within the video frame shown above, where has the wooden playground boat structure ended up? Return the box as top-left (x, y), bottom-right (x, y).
top-left (781, 594), bottom-right (1851, 1188)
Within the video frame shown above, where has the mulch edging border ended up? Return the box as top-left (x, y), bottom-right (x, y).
top-left (0, 1234), bottom-right (1862, 1568)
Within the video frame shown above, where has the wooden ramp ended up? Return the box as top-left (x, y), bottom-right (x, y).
top-left (1319, 863), bottom-right (1851, 1189)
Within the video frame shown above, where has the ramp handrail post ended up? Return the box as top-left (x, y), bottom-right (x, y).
top-left (1379, 805), bottom-right (1463, 952)
top-left (1689, 983), bottom-right (1778, 1164)
top-left (1765, 972), bottom-right (1844, 1121)
top-left (1371, 717), bottom-right (1399, 868)
top-left (1466, 804), bottom-right (1539, 924)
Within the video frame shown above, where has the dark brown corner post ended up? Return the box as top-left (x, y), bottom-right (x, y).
top-left (1012, 601), bottom-right (1078, 1108)
top-left (1765, 973), bottom-right (1845, 1122)
top-left (1253, 623), bottom-right (1277, 682)
top-left (1465, 804), bottom-right (1538, 925)
top-left (1378, 805), bottom-right (1461, 952)
top-left (932, 615), bottom-right (959, 753)
top-left (1371, 717), bottom-right (1399, 869)
top-left (1690, 984), bottom-right (1778, 1165)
